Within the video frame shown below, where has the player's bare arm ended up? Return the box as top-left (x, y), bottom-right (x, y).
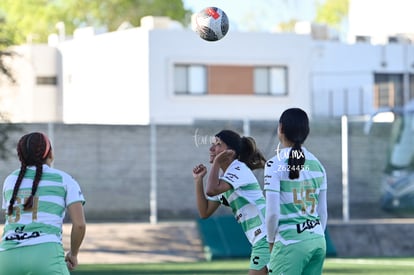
top-left (193, 164), bottom-right (220, 218)
top-left (206, 150), bottom-right (234, 196)
top-left (66, 202), bottom-right (86, 271)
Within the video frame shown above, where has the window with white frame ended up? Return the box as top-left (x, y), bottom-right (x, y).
top-left (174, 65), bottom-right (206, 95)
top-left (410, 74), bottom-right (414, 101)
top-left (174, 64), bottom-right (288, 96)
top-left (36, 76), bottom-right (58, 85)
top-left (254, 66), bottom-right (288, 95)
top-left (374, 73), bottom-right (404, 108)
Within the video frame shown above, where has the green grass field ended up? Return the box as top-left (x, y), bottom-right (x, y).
top-left (72, 258), bottom-right (414, 275)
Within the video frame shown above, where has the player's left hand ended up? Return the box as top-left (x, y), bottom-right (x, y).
top-left (65, 251), bottom-right (78, 271)
top-left (214, 149), bottom-right (236, 165)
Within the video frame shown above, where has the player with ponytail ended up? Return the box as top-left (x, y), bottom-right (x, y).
top-left (0, 132), bottom-right (86, 274)
top-left (192, 129), bottom-right (269, 275)
top-left (264, 108), bottom-right (328, 275)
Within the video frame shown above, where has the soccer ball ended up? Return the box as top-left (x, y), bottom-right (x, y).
top-left (193, 7), bottom-right (229, 42)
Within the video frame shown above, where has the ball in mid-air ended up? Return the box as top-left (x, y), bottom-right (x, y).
top-left (194, 7), bottom-right (229, 42)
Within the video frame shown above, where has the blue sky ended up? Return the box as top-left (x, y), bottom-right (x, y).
top-left (182, 0), bottom-right (320, 32)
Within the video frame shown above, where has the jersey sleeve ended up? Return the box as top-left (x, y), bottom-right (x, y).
top-left (64, 174), bottom-right (85, 206)
top-left (206, 194), bottom-right (220, 202)
top-left (264, 158), bottom-right (280, 193)
top-left (220, 170), bottom-right (241, 189)
top-left (2, 189), bottom-right (6, 210)
top-left (220, 161), bottom-right (252, 189)
top-left (2, 175), bottom-right (11, 210)
top-left (320, 165), bottom-right (328, 191)
top-left (264, 158), bottom-right (282, 243)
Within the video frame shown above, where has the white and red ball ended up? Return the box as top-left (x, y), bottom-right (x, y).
top-left (193, 7), bottom-right (229, 42)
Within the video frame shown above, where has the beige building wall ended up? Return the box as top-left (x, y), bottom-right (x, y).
top-left (0, 44), bottom-right (61, 123)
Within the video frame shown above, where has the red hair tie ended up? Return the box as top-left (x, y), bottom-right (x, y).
top-left (41, 133), bottom-right (51, 159)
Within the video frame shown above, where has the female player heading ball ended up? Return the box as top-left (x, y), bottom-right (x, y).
top-left (192, 129), bottom-right (269, 275)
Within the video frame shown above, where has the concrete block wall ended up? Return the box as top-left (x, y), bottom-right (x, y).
top-left (328, 219), bottom-right (414, 257)
top-left (0, 119), bottom-right (401, 223)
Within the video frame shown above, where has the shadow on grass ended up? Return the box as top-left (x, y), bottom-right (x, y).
top-left (73, 270), bottom-right (245, 275)
top-left (71, 261), bottom-right (249, 275)
top-left (322, 267), bottom-right (367, 274)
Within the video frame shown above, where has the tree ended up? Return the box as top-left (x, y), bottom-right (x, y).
top-left (315, 0), bottom-right (349, 29)
top-left (277, 19), bottom-right (299, 32)
top-left (0, 20), bottom-right (21, 160)
top-left (0, 0), bottom-right (191, 44)
top-left (0, 17), bottom-right (16, 82)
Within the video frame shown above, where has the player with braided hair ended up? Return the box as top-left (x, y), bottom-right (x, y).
top-left (0, 132), bottom-right (86, 274)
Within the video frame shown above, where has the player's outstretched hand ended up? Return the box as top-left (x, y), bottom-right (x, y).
top-left (65, 251), bottom-right (78, 271)
top-left (193, 164), bottom-right (207, 180)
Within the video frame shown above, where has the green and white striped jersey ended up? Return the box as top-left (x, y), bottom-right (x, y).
top-left (208, 159), bottom-right (267, 245)
top-left (264, 147), bottom-right (327, 245)
top-left (1, 164), bottom-right (85, 251)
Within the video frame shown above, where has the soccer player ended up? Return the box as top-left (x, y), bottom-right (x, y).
top-left (264, 108), bottom-right (328, 275)
top-left (192, 129), bottom-right (269, 275)
top-left (0, 132), bottom-right (86, 274)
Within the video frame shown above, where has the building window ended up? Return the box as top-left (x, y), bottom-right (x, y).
top-left (410, 74), bottom-right (414, 101)
top-left (174, 64), bottom-right (288, 96)
top-left (374, 73), bottom-right (403, 108)
top-left (254, 66), bottom-right (288, 95)
top-left (174, 65), bottom-right (206, 94)
top-left (36, 76), bottom-right (58, 85)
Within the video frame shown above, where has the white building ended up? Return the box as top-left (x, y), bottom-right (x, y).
top-left (0, 44), bottom-right (62, 122)
top-left (2, 16), bottom-right (414, 124)
top-left (348, 0), bottom-right (414, 44)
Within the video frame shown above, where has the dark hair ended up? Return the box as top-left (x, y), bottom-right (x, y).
top-left (7, 132), bottom-right (51, 216)
top-left (279, 108), bottom-right (309, 179)
top-left (215, 130), bottom-right (266, 170)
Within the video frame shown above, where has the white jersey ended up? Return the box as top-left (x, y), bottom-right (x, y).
top-left (208, 159), bottom-right (267, 245)
top-left (1, 164), bottom-right (85, 251)
top-left (264, 147), bottom-right (327, 245)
